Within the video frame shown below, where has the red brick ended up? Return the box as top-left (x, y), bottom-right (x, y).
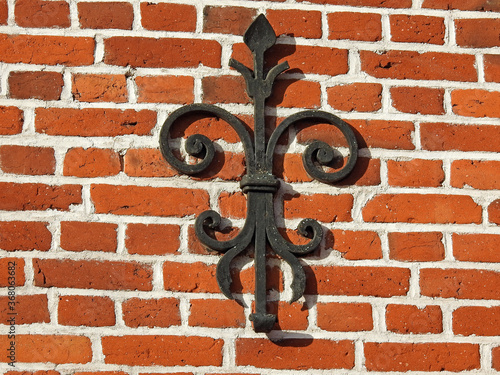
top-left (361, 50), bottom-right (477, 81)
top-left (0, 0), bottom-right (6, 25)
top-left (74, 373), bottom-right (127, 375)
top-left (202, 76), bottom-right (247, 104)
top-left (15, 0), bottom-right (69, 28)
top-left (0, 294), bottom-right (49, 324)
top-left (298, 0), bottom-right (411, 6)
top-left (189, 299), bottom-right (245, 328)
top-left (60, 222), bottom-right (117, 253)
top-left (327, 83), bottom-right (382, 112)
top-left (490, 199), bottom-right (500, 225)
top-left (91, 184), bottom-right (210, 217)
top-left (218, 191), bottom-right (246, 219)
top-left (390, 15), bottom-right (445, 44)
top-left (452, 160), bottom-right (500, 190)
top-left (386, 305), bottom-right (443, 334)
top-left (231, 265), bottom-right (283, 295)
top-left (232, 44), bottom-right (348, 76)
top-left (9, 71), bottom-right (63, 100)
top-left (105, 37), bottom-right (221, 68)
top-left (36, 108), bottom-right (156, 136)
top-left (0, 145), bottom-right (55, 175)
top-left (203, 6), bottom-right (257, 35)
top-left (0, 106), bottom-right (23, 134)
top-left (484, 54), bottom-right (500, 82)
top-left (236, 338), bottom-right (354, 369)
top-left (136, 76), bottom-right (194, 104)
top-left (325, 230), bottom-right (382, 260)
top-left (305, 266), bottom-right (410, 297)
top-left (0, 34), bottom-right (94, 66)
top-left (363, 194), bottom-right (482, 224)
top-left (328, 12), bottom-right (381, 41)
top-left (423, 0), bottom-right (500, 11)
top-left (317, 303), bottom-right (373, 332)
top-left (391, 86), bottom-right (445, 115)
top-left (0, 182), bottom-right (81, 211)
top-left (163, 261), bottom-right (219, 293)
top-left (5, 372), bottom-right (61, 375)
top-left (78, 2), bottom-right (133, 29)
top-left (0, 335), bottom-right (92, 364)
top-left (58, 295), bottom-right (115, 327)
top-left (0, 258), bottom-right (25, 287)
top-left (0, 221), bottom-right (51, 251)
top-left (265, 301), bottom-right (309, 331)
top-left (271, 80), bottom-right (321, 108)
top-left (389, 232), bottom-right (445, 262)
top-left (283, 193), bottom-right (353, 223)
top-left (453, 234), bottom-right (500, 263)
top-left (493, 347), bottom-right (500, 371)
top-left (456, 19), bottom-right (500, 47)
top-left (453, 306), bottom-right (500, 336)
top-left (365, 342), bottom-right (480, 371)
top-left (452, 89), bottom-right (500, 118)
top-left (123, 298), bottom-right (180, 328)
top-left (388, 159), bottom-right (444, 187)
top-left (34, 258), bottom-right (153, 291)
top-left (64, 148), bottom-right (121, 177)
top-left (72, 74), bottom-right (127, 103)
top-left (421, 123), bottom-right (500, 152)
top-left (267, 9), bottom-right (322, 39)
top-left (102, 335), bottom-right (223, 366)
top-left (420, 268), bottom-right (500, 299)
top-left (141, 3), bottom-right (196, 32)
top-left (126, 224), bottom-right (180, 255)
top-left (297, 119), bottom-right (415, 150)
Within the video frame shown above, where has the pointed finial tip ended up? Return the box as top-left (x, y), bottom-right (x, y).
top-left (244, 14), bottom-right (277, 53)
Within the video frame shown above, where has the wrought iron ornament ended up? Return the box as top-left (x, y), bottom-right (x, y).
top-left (160, 14), bottom-right (358, 332)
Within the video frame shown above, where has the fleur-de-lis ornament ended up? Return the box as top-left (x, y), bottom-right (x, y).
top-left (159, 14), bottom-right (358, 332)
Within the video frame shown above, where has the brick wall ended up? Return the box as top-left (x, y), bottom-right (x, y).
top-left (0, 0), bottom-right (499, 373)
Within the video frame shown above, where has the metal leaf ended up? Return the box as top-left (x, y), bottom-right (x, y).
top-left (244, 14), bottom-right (276, 53)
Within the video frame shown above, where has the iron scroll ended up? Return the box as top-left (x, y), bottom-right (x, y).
top-left (159, 14), bottom-right (358, 332)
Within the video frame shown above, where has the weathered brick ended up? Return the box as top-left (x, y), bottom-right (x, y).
top-left (203, 6), bottom-right (257, 35)
top-left (363, 194), bottom-right (482, 224)
top-left (361, 50), bottom-right (477, 81)
top-left (267, 9), bottom-right (322, 39)
top-left (263, 301), bottom-right (309, 331)
top-left (452, 89), bottom-right (500, 118)
top-left (0, 34), bottom-right (94, 66)
top-left (390, 15), bottom-right (445, 44)
top-left (493, 346), bottom-right (500, 371)
top-left (0, 106), bottom-right (23, 134)
top-left (386, 304), bottom-right (443, 334)
top-left (72, 74), bottom-right (127, 103)
top-left (64, 148), bottom-right (121, 177)
top-left (317, 303), bottom-right (373, 332)
top-left (420, 268), bottom-right (500, 299)
top-left (15, 0), bottom-right (70, 28)
top-left (0, 258), bottom-right (25, 287)
top-left (456, 19), bottom-right (500, 47)
top-left (0, 335), bottom-right (92, 364)
top-left (389, 232), bottom-right (445, 262)
top-left (327, 83), bottom-right (382, 112)
top-left (91, 184), bottom-right (210, 217)
top-left (328, 12), bottom-right (381, 41)
top-left (453, 306), bottom-right (500, 336)
top-left (365, 342), bottom-right (480, 371)
top-left (9, 71), bottom-right (63, 100)
top-left (36, 108), bottom-right (156, 136)
top-left (423, 0), bottom-right (500, 11)
top-left (126, 224), bottom-right (180, 255)
top-left (58, 295), bottom-right (115, 327)
top-left (484, 54), bottom-right (500, 82)
top-left (298, 0), bottom-right (411, 7)
top-left (388, 159), bottom-right (444, 187)
top-left (305, 266), bottom-right (410, 297)
top-left (78, 2), bottom-right (133, 29)
top-left (0, 182), bottom-right (81, 211)
top-left (236, 339), bottom-right (354, 369)
top-left (284, 193), bottom-right (353, 222)
top-left (136, 76), bottom-right (194, 104)
top-left (102, 336), bottom-right (223, 366)
top-left (490, 199), bottom-right (500, 225)
top-left (0, 294), bottom-right (49, 324)
top-left (163, 261), bottom-right (219, 293)
top-left (60, 222), bottom-right (117, 253)
top-left (141, 3), bottom-right (196, 32)
top-left (325, 230), bottom-right (382, 260)
top-left (0, 221), bottom-right (51, 251)
top-left (421, 123), bottom-right (500, 152)
top-left (0, 0), bottom-right (7, 24)
top-left (189, 299), bottom-right (245, 328)
top-left (123, 298), bottom-right (180, 328)
top-left (451, 160), bottom-right (500, 190)
top-left (0, 145), bottom-right (55, 175)
top-left (34, 259), bottom-right (153, 291)
top-left (105, 37), bottom-right (221, 68)
top-left (391, 86), bottom-right (445, 115)
top-left (453, 234), bottom-right (500, 262)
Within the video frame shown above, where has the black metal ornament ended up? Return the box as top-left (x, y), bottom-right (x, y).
top-left (159, 14), bottom-right (358, 332)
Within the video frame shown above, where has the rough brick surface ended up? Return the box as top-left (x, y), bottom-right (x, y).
top-left (0, 221), bottom-right (51, 251)
top-left (328, 12), bottom-right (381, 41)
top-left (490, 199), bottom-right (500, 225)
top-left (72, 74), bottom-right (127, 103)
top-left (203, 6), bottom-right (257, 35)
top-left (15, 0), bottom-right (70, 28)
top-left (125, 224), bottom-right (180, 255)
top-left (9, 71), bottom-right (63, 100)
top-left (0, 145), bottom-right (55, 175)
top-left (78, 2), bottom-right (133, 29)
top-left (267, 9), bottom-right (322, 39)
top-left (60, 222), bottom-right (118, 252)
top-left (421, 123), bottom-right (500, 152)
top-left (64, 148), bottom-right (121, 177)
top-left (456, 19), bottom-right (500, 47)
top-left (136, 76), bottom-right (194, 104)
top-left (0, 106), bottom-right (23, 134)
top-left (484, 54), bottom-right (500, 83)
top-left (388, 159), bottom-right (444, 187)
top-left (327, 83), bottom-right (382, 112)
top-left (390, 15), bottom-right (445, 44)
top-left (58, 295), bottom-right (115, 327)
top-left (389, 232), bottom-right (444, 261)
top-left (451, 160), bottom-right (500, 190)
top-left (317, 303), bottom-right (373, 332)
top-left (189, 299), bottom-right (245, 328)
top-left (122, 298), bottom-right (180, 328)
top-left (453, 234), bottom-right (500, 262)
top-left (0, 294), bottom-right (49, 324)
top-left (423, 0), bottom-right (500, 11)
top-left (452, 89), bottom-right (500, 118)
top-left (386, 304), bottom-right (443, 334)
top-left (390, 86), bottom-right (445, 115)
top-left (453, 306), bottom-right (500, 336)
top-left (141, 3), bottom-right (196, 32)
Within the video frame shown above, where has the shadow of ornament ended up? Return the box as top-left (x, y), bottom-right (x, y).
top-left (159, 14), bottom-right (358, 332)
